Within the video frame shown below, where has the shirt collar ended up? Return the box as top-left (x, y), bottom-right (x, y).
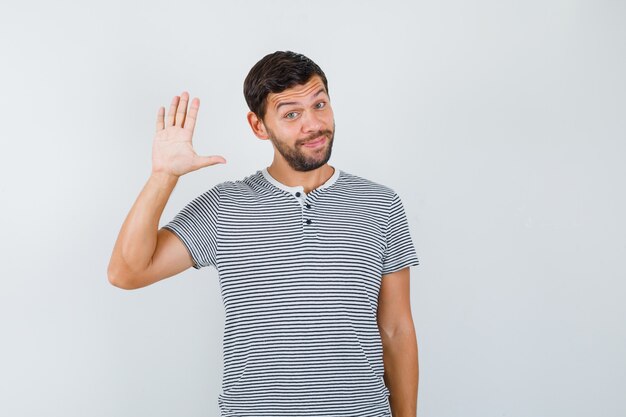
top-left (261, 165), bottom-right (341, 195)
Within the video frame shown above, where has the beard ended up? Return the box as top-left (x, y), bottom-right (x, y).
top-left (266, 123), bottom-right (335, 172)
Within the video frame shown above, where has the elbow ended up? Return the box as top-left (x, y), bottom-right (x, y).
top-left (379, 321), bottom-right (417, 341)
top-left (107, 263), bottom-right (138, 290)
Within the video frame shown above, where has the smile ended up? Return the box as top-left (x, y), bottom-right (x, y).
top-left (302, 136), bottom-right (326, 148)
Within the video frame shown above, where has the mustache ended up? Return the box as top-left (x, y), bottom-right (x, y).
top-left (299, 129), bottom-right (333, 145)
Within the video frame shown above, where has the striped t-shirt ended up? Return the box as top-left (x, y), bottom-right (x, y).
top-left (162, 166), bottom-right (420, 417)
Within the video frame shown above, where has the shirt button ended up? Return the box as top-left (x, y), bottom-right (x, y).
top-left (295, 192), bottom-right (301, 197)
top-left (306, 219), bottom-right (312, 224)
top-left (305, 203), bottom-right (311, 209)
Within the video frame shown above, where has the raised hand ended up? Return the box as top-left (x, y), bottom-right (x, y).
top-left (152, 91), bottom-right (226, 178)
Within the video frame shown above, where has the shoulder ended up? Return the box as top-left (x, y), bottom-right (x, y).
top-left (336, 169), bottom-right (398, 200)
top-left (210, 170), bottom-right (270, 199)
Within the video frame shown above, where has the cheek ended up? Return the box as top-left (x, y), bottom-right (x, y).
top-left (276, 124), bottom-right (301, 140)
top-left (323, 111), bottom-right (335, 127)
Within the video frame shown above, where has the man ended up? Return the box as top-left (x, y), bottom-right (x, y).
top-left (108, 51), bottom-right (420, 417)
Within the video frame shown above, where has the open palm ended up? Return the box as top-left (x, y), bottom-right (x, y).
top-left (152, 91), bottom-right (226, 177)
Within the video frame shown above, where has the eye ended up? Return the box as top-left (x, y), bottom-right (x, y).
top-left (315, 101), bottom-right (326, 109)
top-left (285, 111), bottom-right (299, 119)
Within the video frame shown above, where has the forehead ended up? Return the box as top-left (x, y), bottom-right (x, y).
top-left (267, 75), bottom-right (327, 109)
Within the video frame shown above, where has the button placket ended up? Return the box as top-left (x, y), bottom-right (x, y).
top-left (293, 190), bottom-right (306, 207)
top-left (302, 193), bottom-right (317, 235)
top-left (290, 189), bottom-right (312, 229)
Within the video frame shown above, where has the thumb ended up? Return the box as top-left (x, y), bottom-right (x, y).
top-left (193, 155), bottom-right (227, 170)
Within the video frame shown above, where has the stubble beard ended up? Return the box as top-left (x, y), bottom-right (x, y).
top-left (267, 124), bottom-right (335, 172)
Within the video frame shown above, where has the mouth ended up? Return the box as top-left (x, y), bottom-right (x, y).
top-left (302, 135), bottom-right (326, 148)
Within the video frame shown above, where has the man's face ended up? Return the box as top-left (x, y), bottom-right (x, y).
top-left (261, 75), bottom-right (335, 172)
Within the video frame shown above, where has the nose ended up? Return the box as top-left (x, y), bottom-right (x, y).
top-left (300, 109), bottom-right (324, 134)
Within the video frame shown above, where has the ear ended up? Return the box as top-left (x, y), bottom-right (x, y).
top-left (247, 111), bottom-right (269, 140)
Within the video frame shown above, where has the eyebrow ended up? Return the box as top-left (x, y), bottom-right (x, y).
top-left (275, 88), bottom-right (327, 111)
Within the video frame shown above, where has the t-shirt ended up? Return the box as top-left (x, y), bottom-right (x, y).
top-left (162, 166), bottom-right (420, 417)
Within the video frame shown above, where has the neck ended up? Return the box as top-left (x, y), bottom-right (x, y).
top-left (266, 162), bottom-right (335, 194)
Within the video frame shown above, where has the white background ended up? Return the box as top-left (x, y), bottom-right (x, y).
top-left (1, 1), bottom-right (624, 416)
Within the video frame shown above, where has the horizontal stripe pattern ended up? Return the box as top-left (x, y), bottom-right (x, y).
top-left (163, 167), bottom-right (419, 416)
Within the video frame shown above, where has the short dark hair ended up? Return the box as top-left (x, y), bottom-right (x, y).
top-left (243, 51), bottom-right (329, 120)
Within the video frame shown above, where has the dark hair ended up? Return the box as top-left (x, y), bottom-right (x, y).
top-left (243, 50), bottom-right (329, 120)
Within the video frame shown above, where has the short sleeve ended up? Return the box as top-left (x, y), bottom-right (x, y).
top-left (161, 185), bottom-right (221, 270)
top-left (382, 192), bottom-right (420, 275)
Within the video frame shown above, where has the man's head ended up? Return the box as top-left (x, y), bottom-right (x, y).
top-left (244, 51), bottom-right (329, 121)
top-left (244, 51), bottom-right (335, 172)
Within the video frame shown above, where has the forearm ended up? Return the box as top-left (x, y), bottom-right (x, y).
top-left (381, 325), bottom-right (419, 417)
top-left (108, 172), bottom-right (178, 281)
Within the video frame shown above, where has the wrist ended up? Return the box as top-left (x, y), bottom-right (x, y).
top-left (150, 170), bottom-right (179, 186)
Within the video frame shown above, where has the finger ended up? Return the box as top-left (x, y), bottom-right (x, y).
top-left (184, 97), bottom-right (200, 133)
top-left (156, 106), bottom-right (165, 131)
top-left (193, 155), bottom-right (227, 170)
top-left (166, 95), bottom-right (179, 126)
top-left (175, 91), bottom-right (189, 127)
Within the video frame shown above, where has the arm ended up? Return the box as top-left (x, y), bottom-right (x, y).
top-left (107, 172), bottom-right (187, 289)
top-left (107, 92), bottom-right (226, 290)
top-left (377, 266), bottom-right (419, 417)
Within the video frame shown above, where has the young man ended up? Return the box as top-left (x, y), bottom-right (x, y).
top-left (108, 51), bottom-right (420, 417)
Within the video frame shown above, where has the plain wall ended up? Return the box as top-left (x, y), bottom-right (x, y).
top-left (0, 1), bottom-right (624, 416)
